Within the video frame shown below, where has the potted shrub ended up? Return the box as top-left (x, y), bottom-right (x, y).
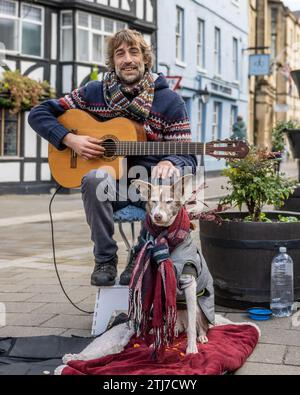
top-left (0, 70), bottom-right (54, 113)
top-left (199, 148), bottom-right (300, 308)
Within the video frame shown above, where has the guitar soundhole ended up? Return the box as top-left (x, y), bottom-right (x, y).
top-left (102, 139), bottom-right (117, 159)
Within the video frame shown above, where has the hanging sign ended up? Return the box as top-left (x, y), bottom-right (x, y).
top-left (249, 54), bottom-right (271, 76)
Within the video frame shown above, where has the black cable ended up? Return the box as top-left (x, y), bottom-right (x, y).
top-left (49, 186), bottom-right (93, 315)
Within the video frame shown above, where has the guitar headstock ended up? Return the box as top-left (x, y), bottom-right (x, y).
top-left (206, 139), bottom-right (249, 159)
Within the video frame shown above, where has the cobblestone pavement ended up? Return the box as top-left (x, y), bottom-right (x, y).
top-left (0, 160), bottom-right (300, 375)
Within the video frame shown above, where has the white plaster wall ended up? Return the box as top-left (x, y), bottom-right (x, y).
top-left (0, 163), bottom-right (20, 182)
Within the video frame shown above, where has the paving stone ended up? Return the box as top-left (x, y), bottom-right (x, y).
top-left (226, 312), bottom-right (292, 330)
top-left (26, 290), bottom-right (96, 304)
top-left (24, 278), bottom-right (67, 286)
top-left (4, 302), bottom-right (46, 313)
top-left (21, 284), bottom-right (78, 294)
top-left (0, 325), bottom-right (66, 337)
top-left (284, 346), bottom-right (300, 366)
top-left (235, 362), bottom-right (300, 375)
top-left (0, 284), bottom-right (31, 293)
top-left (8, 273), bottom-right (37, 282)
top-left (0, 292), bottom-right (37, 302)
top-left (79, 295), bottom-right (98, 305)
top-left (54, 278), bottom-right (91, 286)
top-left (247, 343), bottom-right (286, 364)
top-left (62, 329), bottom-right (93, 338)
top-left (5, 313), bottom-right (57, 326)
top-left (32, 302), bottom-right (94, 316)
top-left (40, 314), bottom-right (93, 330)
top-left (259, 329), bottom-right (300, 346)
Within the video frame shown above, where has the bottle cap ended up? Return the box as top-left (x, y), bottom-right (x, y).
top-left (280, 247), bottom-right (287, 253)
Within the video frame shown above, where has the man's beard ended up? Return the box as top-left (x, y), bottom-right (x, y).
top-left (116, 65), bottom-right (146, 86)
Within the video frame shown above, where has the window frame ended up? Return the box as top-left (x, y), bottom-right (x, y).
top-left (175, 6), bottom-right (184, 63)
top-left (75, 10), bottom-right (127, 65)
top-left (232, 37), bottom-right (239, 82)
top-left (214, 27), bottom-right (221, 77)
top-left (0, 0), bottom-right (19, 54)
top-left (0, 108), bottom-right (20, 158)
top-left (197, 18), bottom-right (205, 70)
top-left (212, 101), bottom-right (222, 141)
top-left (20, 2), bottom-right (44, 58)
top-left (0, 0), bottom-right (44, 58)
top-left (60, 10), bottom-right (73, 62)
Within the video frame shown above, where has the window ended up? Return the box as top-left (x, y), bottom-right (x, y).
top-left (0, 109), bottom-right (19, 157)
top-left (61, 11), bottom-right (73, 61)
top-left (197, 19), bottom-right (205, 69)
top-left (233, 38), bottom-right (238, 81)
top-left (212, 102), bottom-right (222, 141)
top-left (214, 27), bottom-right (221, 76)
top-left (197, 98), bottom-right (206, 142)
top-left (0, 0), bottom-right (43, 57)
top-left (21, 3), bottom-right (43, 57)
top-left (75, 11), bottom-right (126, 63)
top-left (176, 6), bottom-right (184, 62)
top-left (271, 8), bottom-right (277, 60)
top-left (0, 0), bottom-right (18, 52)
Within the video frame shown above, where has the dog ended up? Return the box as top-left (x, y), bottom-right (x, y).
top-left (131, 175), bottom-right (215, 355)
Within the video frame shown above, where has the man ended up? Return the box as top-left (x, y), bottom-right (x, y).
top-left (28, 29), bottom-right (197, 287)
top-left (231, 115), bottom-right (247, 140)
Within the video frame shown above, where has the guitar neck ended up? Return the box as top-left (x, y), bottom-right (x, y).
top-left (112, 142), bottom-right (206, 156)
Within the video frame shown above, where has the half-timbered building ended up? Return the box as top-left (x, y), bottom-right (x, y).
top-left (0, 0), bottom-right (157, 193)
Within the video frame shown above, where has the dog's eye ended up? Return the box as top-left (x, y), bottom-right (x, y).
top-left (166, 200), bottom-right (174, 204)
top-left (151, 200), bottom-right (159, 204)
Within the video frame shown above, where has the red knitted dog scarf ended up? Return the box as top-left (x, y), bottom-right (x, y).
top-left (128, 208), bottom-right (191, 357)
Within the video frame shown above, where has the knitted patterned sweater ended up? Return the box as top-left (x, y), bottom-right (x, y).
top-left (28, 74), bottom-right (197, 174)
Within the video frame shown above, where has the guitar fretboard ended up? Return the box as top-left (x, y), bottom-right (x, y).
top-left (109, 142), bottom-right (206, 156)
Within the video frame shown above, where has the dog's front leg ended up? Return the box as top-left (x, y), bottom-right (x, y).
top-left (179, 274), bottom-right (198, 355)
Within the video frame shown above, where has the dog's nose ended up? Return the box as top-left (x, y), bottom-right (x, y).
top-left (154, 213), bottom-right (163, 222)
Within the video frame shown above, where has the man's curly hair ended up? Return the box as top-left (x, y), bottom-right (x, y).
top-left (106, 29), bottom-right (154, 71)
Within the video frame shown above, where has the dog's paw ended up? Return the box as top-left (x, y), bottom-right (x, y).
top-left (197, 335), bottom-right (208, 344)
top-left (62, 354), bottom-right (80, 364)
top-left (186, 343), bottom-right (198, 354)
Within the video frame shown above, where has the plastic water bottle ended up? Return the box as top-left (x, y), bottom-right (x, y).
top-left (270, 247), bottom-right (294, 317)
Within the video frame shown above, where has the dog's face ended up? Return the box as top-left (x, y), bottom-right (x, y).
top-left (132, 175), bottom-right (193, 227)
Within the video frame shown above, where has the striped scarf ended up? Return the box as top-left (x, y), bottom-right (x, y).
top-left (128, 208), bottom-right (191, 358)
top-left (103, 71), bottom-right (155, 121)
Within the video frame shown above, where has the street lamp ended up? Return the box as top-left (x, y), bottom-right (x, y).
top-left (198, 86), bottom-right (210, 104)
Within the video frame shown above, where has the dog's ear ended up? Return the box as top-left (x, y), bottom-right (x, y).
top-left (172, 174), bottom-right (194, 202)
top-left (131, 179), bottom-right (152, 200)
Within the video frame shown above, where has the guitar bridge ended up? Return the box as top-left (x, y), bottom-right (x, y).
top-left (71, 150), bottom-right (78, 169)
top-left (69, 129), bottom-right (78, 169)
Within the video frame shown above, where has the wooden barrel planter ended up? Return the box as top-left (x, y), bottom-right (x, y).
top-left (199, 212), bottom-right (300, 309)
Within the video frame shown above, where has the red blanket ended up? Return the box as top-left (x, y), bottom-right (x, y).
top-left (61, 324), bottom-right (259, 375)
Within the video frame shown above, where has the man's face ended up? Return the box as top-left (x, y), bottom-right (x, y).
top-left (114, 42), bottom-right (146, 86)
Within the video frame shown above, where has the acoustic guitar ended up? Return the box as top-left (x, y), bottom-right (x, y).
top-left (48, 109), bottom-right (249, 188)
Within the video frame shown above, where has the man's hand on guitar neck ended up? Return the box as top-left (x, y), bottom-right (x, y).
top-left (152, 160), bottom-right (181, 180)
top-left (63, 133), bottom-right (105, 161)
